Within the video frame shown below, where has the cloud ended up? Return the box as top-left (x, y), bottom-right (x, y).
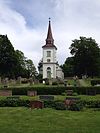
top-left (0, 0), bottom-right (44, 68)
top-left (0, 0), bottom-right (100, 69)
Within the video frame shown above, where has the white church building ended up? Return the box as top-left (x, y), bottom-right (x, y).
top-left (42, 20), bottom-right (64, 80)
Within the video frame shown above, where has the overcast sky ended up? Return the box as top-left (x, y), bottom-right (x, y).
top-left (0, 0), bottom-right (100, 68)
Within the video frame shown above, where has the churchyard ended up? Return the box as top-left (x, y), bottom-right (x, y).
top-left (0, 76), bottom-right (100, 133)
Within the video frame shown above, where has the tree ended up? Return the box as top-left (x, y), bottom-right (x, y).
top-left (0, 35), bottom-right (37, 78)
top-left (62, 57), bottom-right (74, 77)
top-left (0, 35), bottom-right (19, 78)
top-left (38, 59), bottom-right (43, 75)
top-left (69, 37), bottom-right (100, 77)
top-left (15, 51), bottom-right (37, 78)
top-left (25, 59), bottom-right (37, 78)
top-left (15, 50), bottom-right (28, 77)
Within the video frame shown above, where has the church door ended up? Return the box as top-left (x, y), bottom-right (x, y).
top-left (47, 67), bottom-right (51, 79)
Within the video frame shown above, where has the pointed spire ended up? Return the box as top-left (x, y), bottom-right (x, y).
top-left (42, 19), bottom-right (57, 49)
top-left (46, 18), bottom-right (54, 43)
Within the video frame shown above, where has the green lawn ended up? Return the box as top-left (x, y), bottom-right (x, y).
top-left (0, 107), bottom-right (100, 133)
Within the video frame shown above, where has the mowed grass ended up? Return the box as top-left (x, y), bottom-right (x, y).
top-left (0, 108), bottom-right (100, 133)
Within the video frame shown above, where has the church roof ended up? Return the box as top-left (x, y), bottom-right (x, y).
top-left (42, 20), bottom-right (57, 49)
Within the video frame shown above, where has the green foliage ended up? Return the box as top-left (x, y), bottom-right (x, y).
top-left (0, 86), bottom-right (100, 95)
top-left (69, 37), bottom-right (100, 77)
top-left (91, 79), bottom-right (100, 86)
top-left (0, 99), bottom-right (30, 107)
top-left (69, 101), bottom-right (84, 111)
top-left (62, 57), bottom-right (74, 77)
top-left (44, 100), bottom-right (56, 108)
top-left (25, 59), bottom-right (37, 78)
top-left (11, 86), bottom-right (67, 95)
top-left (54, 102), bottom-right (66, 110)
top-left (0, 35), bottom-right (19, 78)
top-left (0, 35), bottom-right (36, 78)
top-left (52, 81), bottom-right (58, 85)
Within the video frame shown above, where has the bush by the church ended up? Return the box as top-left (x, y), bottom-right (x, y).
top-left (52, 81), bottom-right (58, 85)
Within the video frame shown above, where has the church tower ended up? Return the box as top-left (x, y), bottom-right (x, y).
top-left (42, 19), bottom-right (57, 79)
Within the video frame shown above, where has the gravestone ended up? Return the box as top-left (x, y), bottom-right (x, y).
top-left (65, 97), bottom-right (80, 107)
top-left (39, 95), bottom-right (54, 101)
top-left (2, 78), bottom-right (9, 88)
top-left (29, 78), bottom-right (33, 85)
top-left (30, 100), bottom-right (44, 109)
top-left (9, 79), bottom-right (16, 85)
top-left (0, 90), bottom-right (12, 96)
top-left (17, 76), bottom-right (21, 84)
top-left (27, 91), bottom-right (37, 96)
top-left (66, 90), bottom-right (73, 96)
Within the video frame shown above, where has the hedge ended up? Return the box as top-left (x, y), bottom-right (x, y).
top-left (1, 86), bottom-right (100, 95)
top-left (91, 80), bottom-right (100, 86)
top-left (0, 99), bottom-right (100, 110)
top-left (0, 99), bottom-right (30, 107)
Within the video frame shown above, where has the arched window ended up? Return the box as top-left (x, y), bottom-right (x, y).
top-left (47, 67), bottom-right (51, 78)
top-left (47, 59), bottom-right (51, 62)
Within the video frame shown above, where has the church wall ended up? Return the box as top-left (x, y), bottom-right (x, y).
top-left (43, 63), bottom-right (56, 79)
top-left (43, 48), bottom-right (56, 63)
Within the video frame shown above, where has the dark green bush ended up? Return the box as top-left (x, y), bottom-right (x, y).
top-left (85, 100), bottom-right (100, 108)
top-left (1, 86), bottom-right (100, 95)
top-left (12, 86), bottom-right (67, 95)
top-left (21, 80), bottom-right (29, 84)
top-left (0, 99), bottom-right (30, 107)
top-left (44, 100), bottom-right (56, 108)
top-left (91, 80), bottom-right (100, 86)
top-left (44, 100), bottom-right (66, 110)
top-left (54, 102), bottom-right (66, 110)
top-left (69, 101), bottom-right (84, 111)
top-left (52, 82), bottom-right (58, 85)
top-left (0, 98), bottom-right (100, 110)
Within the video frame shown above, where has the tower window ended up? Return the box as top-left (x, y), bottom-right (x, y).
top-left (47, 51), bottom-right (51, 57)
top-left (47, 59), bottom-right (51, 62)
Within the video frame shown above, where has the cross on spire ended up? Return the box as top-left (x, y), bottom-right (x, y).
top-left (49, 17), bottom-right (51, 21)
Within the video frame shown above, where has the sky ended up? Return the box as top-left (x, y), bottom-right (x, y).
top-left (0, 0), bottom-right (100, 69)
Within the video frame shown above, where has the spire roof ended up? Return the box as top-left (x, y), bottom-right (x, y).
top-left (42, 19), bottom-right (57, 49)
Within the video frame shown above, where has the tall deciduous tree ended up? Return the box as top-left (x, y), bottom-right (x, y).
top-left (0, 35), bottom-right (37, 78)
top-left (0, 35), bottom-right (19, 78)
top-left (69, 37), bottom-right (100, 77)
top-left (62, 57), bottom-right (74, 77)
top-left (25, 59), bottom-right (37, 78)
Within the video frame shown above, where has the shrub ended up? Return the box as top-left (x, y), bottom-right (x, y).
top-left (69, 101), bottom-right (84, 111)
top-left (72, 92), bottom-right (78, 96)
top-left (1, 86), bottom-right (100, 96)
top-left (61, 92), bottom-right (66, 96)
top-left (85, 100), bottom-right (100, 108)
top-left (52, 82), bottom-right (58, 85)
top-left (21, 80), bottom-right (29, 84)
top-left (0, 99), bottom-right (30, 107)
top-left (44, 101), bottom-right (56, 108)
top-left (54, 102), bottom-right (66, 110)
top-left (91, 80), bottom-right (100, 86)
